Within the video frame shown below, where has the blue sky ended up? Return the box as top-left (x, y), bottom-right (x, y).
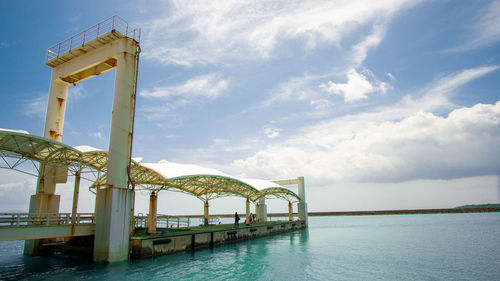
top-left (0, 0), bottom-right (499, 214)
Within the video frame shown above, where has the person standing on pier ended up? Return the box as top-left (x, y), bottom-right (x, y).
top-left (234, 212), bottom-right (240, 227)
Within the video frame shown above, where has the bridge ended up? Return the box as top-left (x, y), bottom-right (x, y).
top-left (0, 16), bottom-right (308, 262)
top-left (0, 213), bottom-right (95, 241)
top-left (0, 212), bottom-right (226, 242)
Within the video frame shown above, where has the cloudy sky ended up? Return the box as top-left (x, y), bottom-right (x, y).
top-left (0, 0), bottom-right (499, 215)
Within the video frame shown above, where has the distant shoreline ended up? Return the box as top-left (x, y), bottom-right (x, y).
top-left (307, 207), bottom-right (500, 216)
top-left (174, 205), bottom-right (500, 218)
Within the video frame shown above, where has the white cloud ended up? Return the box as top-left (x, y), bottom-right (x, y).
top-left (319, 68), bottom-right (389, 103)
top-left (264, 126), bottom-right (280, 139)
top-left (232, 65), bottom-right (500, 184)
top-left (68, 84), bottom-right (86, 100)
top-left (22, 84), bottom-right (88, 119)
top-left (233, 102), bottom-right (500, 184)
top-left (386, 72), bottom-right (396, 81)
top-left (141, 74), bottom-right (229, 100)
top-left (23, 95), bottom-right (47, 118)
top-left (259, 74), bottom-right (322, 107)
top-left (0, 171), bottom-right (36, 212)
top-left (213, 138), bottom-right (230, 145)
top-left (141, 0), bottom-right (420, 66)
top-left (350, 24), bottom-right (387, 66)
top-left (91, 132), bottom-right (103, 140)
top-left (140, 74), bottom-right (229, 121)
top-left (453, 0), bottom-right (500, 51)
top-left (403, 65), bottom-right (500, 111)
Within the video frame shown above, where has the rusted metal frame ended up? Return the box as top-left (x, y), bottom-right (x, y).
top-left (43, 145), bottom-right (80, 163)
top-left (131, 165), bottom-right (165, 185)
top-left (0, 135), bottom-right (18, 152)
top-left (164, 175), bottom-right (259, 199)
top-left (170, 179), bottom-right (240, 198)
top-left (2, 135), bottom-right (35, 159)
top-left (46, 15), bottom-right (130, 61)
top-left (252, 187), bottom-right (301, 202)
top-left (78, 166), bottom-right (103, 183)
top-left (0, 150), bottom-right (41, 177)
top-left (0, 152), bottom-right (25, 170)
top-left (0, 164), bottom-right (38, 177)
top-left (264, 193), bottom-right (299, 203)
top-left (81, 152), bottom-right (106, 170)
top-left (134, 183), bottom-right (162, 192)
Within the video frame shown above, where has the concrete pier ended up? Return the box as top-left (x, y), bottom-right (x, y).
top-left (131, 220), bottom-right (306, 259)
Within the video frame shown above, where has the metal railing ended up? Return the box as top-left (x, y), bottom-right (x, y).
top-left (46, 15), bottom-right (140, 61)
top-left (134, 215), bottom-right (221, 229)
top-left (0, 213), bottom-right (95, 227)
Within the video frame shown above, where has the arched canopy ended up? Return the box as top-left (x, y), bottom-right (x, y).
top-left (74, 145), bottom-right (110, 171)
top-left (0, 129), bottom-right (301, 202)
top-left (241, 178), bottom-right (301, 202)
top-left (0, 130), bottom-right (135, 182)
top-left (0, 129), bottom-right (81, 174)
top-left (141, 161), bottom-right (260, 201)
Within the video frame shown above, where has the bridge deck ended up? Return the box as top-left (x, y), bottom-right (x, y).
top-left (0, 224), bottom-right (95, 241)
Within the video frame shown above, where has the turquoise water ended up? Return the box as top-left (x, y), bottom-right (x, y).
top-left (1, 213), bottom-right (499, 280)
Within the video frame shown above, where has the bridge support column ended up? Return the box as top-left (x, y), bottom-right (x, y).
top-left (259, 198), bottom-right (267, 222)
top-left (245, 198), bottom-right (251, 225)
top-left (94, 39), bottom-right (138, 262)
top-left (147, 192), bottom-right (157, 235)
top-left (70, 171), bottom-right (81, 235)
top-left (94, 188), bottom-right (133, 262)
top-left (24, 74), bottom-right (69, 256)
top-left (204, 200), bottom-right (209, 225)
top-left (288, 201), bottom-right (293, 221)
top-left (256, 203), bottom-right (260, 222)
top-left (297, 176), bottom-right (308, 224)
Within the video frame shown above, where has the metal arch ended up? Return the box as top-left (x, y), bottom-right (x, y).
top-left (89, 168), bottom-right (300, 204)
top-left (80, 150), bottom-right (109, 171)
top-left (0, 130), bottom-right (82, 176)
top-left (0, 130), bottom-right (108, 184)
top-left (1, 131), bottom-right (302, 204)
top-left (0, 131), bottom-right (80, 165)
top-left (251, 187), bottom-right (301, 203)
top-left (89, 161), bottom-right (168, 191)
top-left (160, 174), bottom-right (260, 200)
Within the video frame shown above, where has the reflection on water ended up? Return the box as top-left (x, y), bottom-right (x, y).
top-left (1, 213), bottom-right (500, 280)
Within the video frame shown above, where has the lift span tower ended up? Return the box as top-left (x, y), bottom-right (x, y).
top-left (26, 16), bottom-right (140, 262)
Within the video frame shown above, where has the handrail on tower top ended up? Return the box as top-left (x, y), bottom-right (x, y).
top-left (45, 15), bottom-right (140, 62)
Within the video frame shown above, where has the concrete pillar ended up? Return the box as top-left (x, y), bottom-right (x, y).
top-left (288, 201), bottom-right (293, 221)
top-left (147, 192), bottom-right (157, 235)
top-left (94, 185), bottom-right (100, 215)
top-left (259, 198), bottom-right (267, 222)
top-left (256, 203), bottom-right (260, 222)
top-left (130, 188), bottom-right (136, 237)
top-left (70, 171), bottom-right (81, 236)
top-left (94, 39), bottom-right (138, 262)
top-left (204, 200), bottom-right (209, 225)
top-left (24, 76), bottom-right (69, 256)
top-left (245, 198), bottom-right (250, 225)
top-left (93, 187), bottom-right (133, 262)
top-left (297, 176), bottom-right (308, 223)
top-left (71, 171), bottom-right (81, 225)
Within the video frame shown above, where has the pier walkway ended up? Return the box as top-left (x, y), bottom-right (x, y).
top-left (0, 213), bottom-right (95, 241)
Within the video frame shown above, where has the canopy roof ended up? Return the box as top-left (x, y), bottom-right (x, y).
top-left (0, 129), bottom-right (81, 174)
top-left (0, 129), bottom-right (301, 202)
top-left (240, 178), bottom-right (301, 202)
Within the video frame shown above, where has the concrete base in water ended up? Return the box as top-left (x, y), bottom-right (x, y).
top-left (131, 220), bottom-right (306, 259)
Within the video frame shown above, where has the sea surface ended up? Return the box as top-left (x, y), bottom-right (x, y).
top-left (0, 213), bottom-right (499, 280)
